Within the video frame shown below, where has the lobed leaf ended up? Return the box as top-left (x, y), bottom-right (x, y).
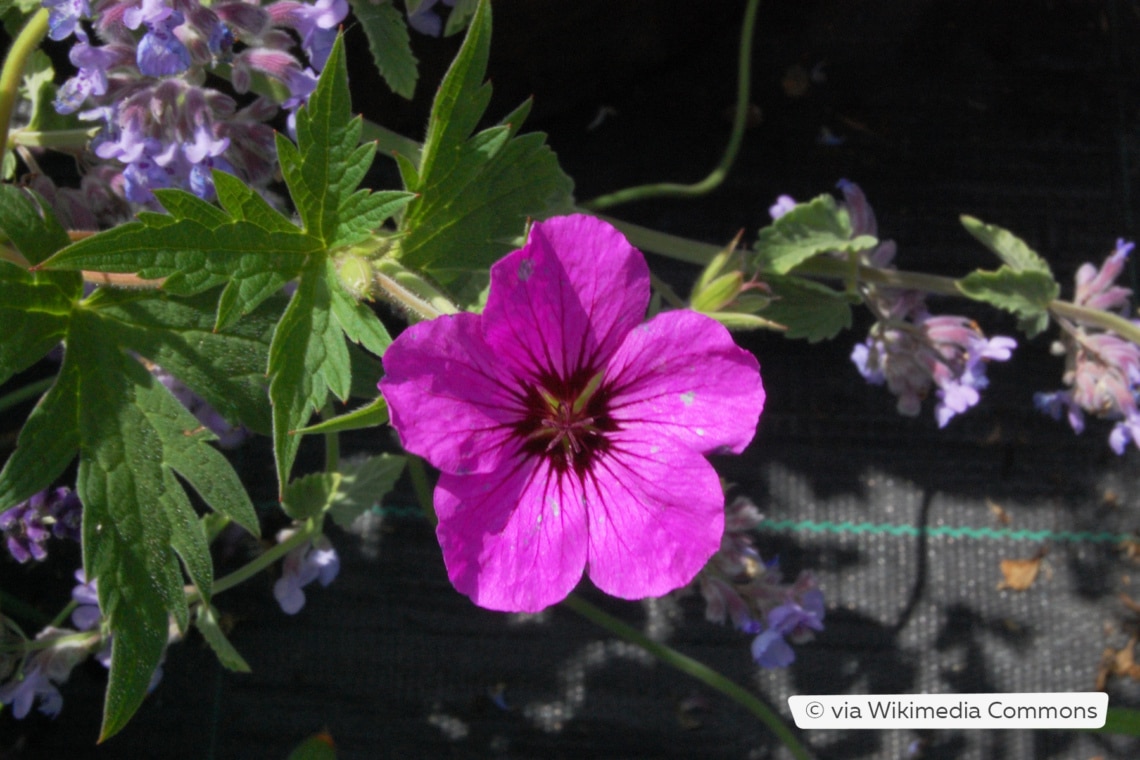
top-left (396, 0), bottom-right (575, 290)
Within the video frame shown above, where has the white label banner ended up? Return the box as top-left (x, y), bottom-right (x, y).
top-left (788, 693), bottom-right (1108, 729)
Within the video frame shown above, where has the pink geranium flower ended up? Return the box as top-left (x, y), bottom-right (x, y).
top-left (380, 215), bottom-right (765, 612)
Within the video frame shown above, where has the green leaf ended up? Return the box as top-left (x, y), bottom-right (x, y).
top-left (0, 183), bottom-right (73, 265)
top-left (0, 357), bottom-right (80, 510)
top-left (42, 177), bottom-right (316, 331)
top-left (277, 35), bottom-right (414, 249)
top-left (293, 396), bottom-right (389, 436)
top-left (0, 298), bottom-right (261, 738)
top-left (269, 263), bottom-right (352, 490)
top-left (328, 454), bottom-right (406, 528)
top-left (443, 0), bottom-right (479, 35)
top-left (760, 274), bottom-right (854, 342)
top-left (282, 471), bottom-right (341, 521)
top-left (956, 267), bottom-right (1059, 337)
top-left (349, 0), bottom-right (418, 98)
top-left (960, 215), bottom-right (1053, 275)
top-left (396, 0), bottom-right (575, 290)
top-left (93, 288), bottom-right (280, 437)
top-left (754, 194), bottom-right (879, 275)
top-left (195, 605), bottom-right (251, 673)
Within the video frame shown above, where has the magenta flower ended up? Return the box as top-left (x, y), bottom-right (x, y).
top-left (380, 215), bottom-right (765, 612)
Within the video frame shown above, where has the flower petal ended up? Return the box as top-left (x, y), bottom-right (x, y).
top-left (381, 312), bottom-right (525, 475)
top-left (482, 215), bottom-right (650, 382)
top-left (583, 431), bottom-right (725, 599)
top-left (605, 309), bottom-right (764, 455)
top-left (435, 457), bottom-right (588, 612)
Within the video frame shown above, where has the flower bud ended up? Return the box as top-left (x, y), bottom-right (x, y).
top-left (336, 254), bottom-right (374, 301)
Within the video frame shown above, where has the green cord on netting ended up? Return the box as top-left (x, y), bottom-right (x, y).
top-left (757, 518), bottom-right (1134, 544)
top-left (259, 502), bottom-right (1132, 544)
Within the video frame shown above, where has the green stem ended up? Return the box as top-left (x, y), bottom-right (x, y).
top-left (204, 518), bottom-right (320, 598)
top-left (9, 128), bottom-right (99, 150)
top-left (580, 0), bottom-right (762, 210)
top-left (562, 594), bottom-right (814, 760)
top-left (1049, 299), bottom-right (1140, 345)
top-left (0, 9), bottom-right (50, 163)
top-left (321, 402), bottom-right (340, 473)
top-left (407, 456), bottom-right (437, 527)
top-left (0, 375), bottom-right (54, 414)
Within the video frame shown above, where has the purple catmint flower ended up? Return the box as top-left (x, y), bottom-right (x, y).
top-left (43, 0), bottom-right (90, 41)
top-left (689, 495), bottom-right (825, 668)
top-left (750, 589), bottom-right (825, 668)
top-left (43, 0), bottom-right (345, 216)
top-left (381, 215), bottom-right (766, 613)
top-left (0, 626), bottom-right (96, 720)
top-left (71, 570), bottom-right (101, 632)
top-left (0, 488), bottom-right (81, 563)
top-left (1036, 239), bottom-right (1140, 453)
top-left (0, 664), bottom-right (63, 719)
top-left (839, 182), bottom-right (1015, 426)
top-left (274, 533), bottom-right (340, 614)
top-left (768, 194), bottom-right (796, 220)
top-left (406, 0), bottom-right (457, 37)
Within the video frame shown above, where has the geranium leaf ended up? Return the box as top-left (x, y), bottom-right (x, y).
top-left (396, 0), bottom-right (575, 292)
top-left (753, 194), bottom-right (879, 275)
top-left (269, 260), bottom-right (352, 492)
top-left (41, 178), bottom-right (316, 331)
top-left (0, 294), bottom-right (261, 739)
top-left (349, 0), bottom-right (418, 98)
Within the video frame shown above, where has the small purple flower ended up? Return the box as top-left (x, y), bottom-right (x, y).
top-left (71, 570), bottom-right (101, 632)
top-left (274, 534), bottom-right (340, 615)
top-left (768, 195), bottom-right (797, 220)
top-left (750, 588), bottom-right (825, 669)
top-left (689, 496), bottom-right (826, 668)
top-left (42, 0), bottom-right (91, 41)
top-left (407, 0), bottom-right (457, 37)
top-left (840, 182), bottom-right (1015, 425)
top-left (0, 664), bottom-right (63, 719)
top-left (1037, 240), bottom-right (1140, 453)
top-left (0, 488), bottom-right (81, 563)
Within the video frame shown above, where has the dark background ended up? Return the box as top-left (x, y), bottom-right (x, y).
top-left (3, 0), bottom-right (1140, 757)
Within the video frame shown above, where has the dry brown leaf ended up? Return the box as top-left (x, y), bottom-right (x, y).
top-left (997, 551), bottom-right (1048, 591)
top-left (988, 499), bottom-right (1012, 526)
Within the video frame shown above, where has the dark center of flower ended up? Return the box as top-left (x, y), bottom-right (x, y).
top-left (516, 367), bottom-right (617, 476)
